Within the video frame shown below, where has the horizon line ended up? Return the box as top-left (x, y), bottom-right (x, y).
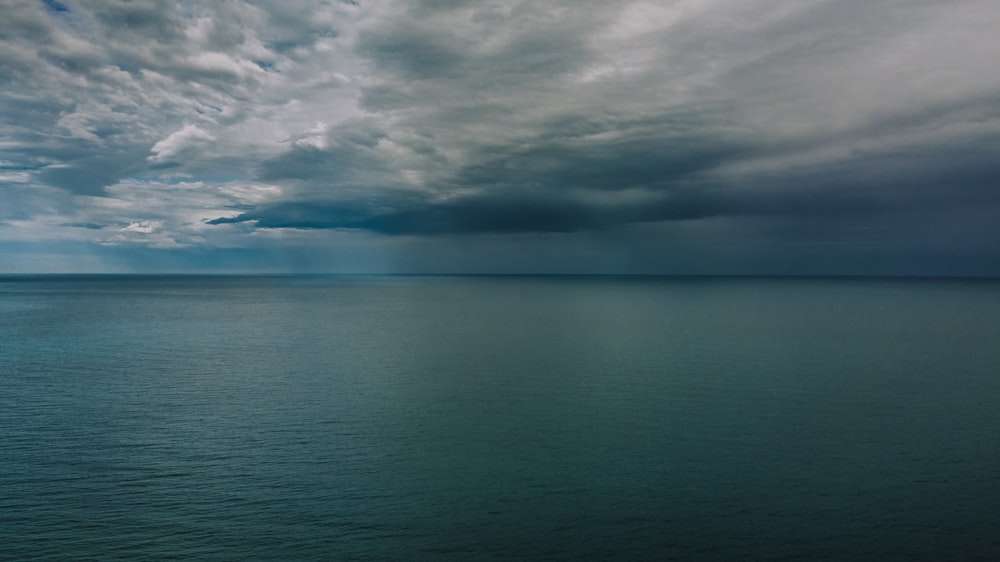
top-left (3, 272), bottom-right (1000, 281)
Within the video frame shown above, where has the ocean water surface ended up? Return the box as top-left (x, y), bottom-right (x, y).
top-left (2, 275), bottom-right (1000, 560)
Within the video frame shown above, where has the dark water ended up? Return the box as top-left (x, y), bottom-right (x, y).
top-left (3, 275), bottom-right (1000, 560)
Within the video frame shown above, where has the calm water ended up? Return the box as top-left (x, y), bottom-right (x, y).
top-left (2, 275), bottom-right (1000, 560)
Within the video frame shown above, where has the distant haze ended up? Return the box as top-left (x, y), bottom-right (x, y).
top-left (2, 0), bottom-right (999, 274)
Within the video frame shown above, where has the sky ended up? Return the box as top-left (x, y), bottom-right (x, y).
top-left (1, 0), bottom-right (999, 275)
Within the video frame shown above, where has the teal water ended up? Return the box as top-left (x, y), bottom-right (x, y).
top-left (2, 275), bottom-right (1000, 560)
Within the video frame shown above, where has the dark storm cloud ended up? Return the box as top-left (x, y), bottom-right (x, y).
top-left (3, 0), bottom-right (1000, 273)
top-left (224, 123), bottom-right (1000, 242)
top-left (206, 189), bottom-right (597, 234)
top-left (243, 80), bottom-right (1000, 237)
top-left (208, 170), bottom-right (903, 236)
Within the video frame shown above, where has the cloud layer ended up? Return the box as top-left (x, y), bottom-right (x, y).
top-left (2, 0), bottom-right (999, 273)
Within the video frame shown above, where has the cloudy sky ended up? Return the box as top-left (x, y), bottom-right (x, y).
top-left (2, 0), bottom-right (999, 274)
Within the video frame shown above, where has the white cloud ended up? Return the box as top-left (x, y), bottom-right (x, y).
top-left (148, 125), bottom-right (216, 163)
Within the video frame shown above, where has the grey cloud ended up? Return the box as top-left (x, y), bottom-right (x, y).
top-left (247, 0), bottom-right (346, 54)
top-left (257, 118), bottom-right (391, 184)
top-left (1, 0), bottom-right (291, 198)
top-left (357, 2), bottom-right (604, 86)
top-left (257, 145), bottom-right (372, 184)
top-left (39, 154), bottom-right (145, 196)
top-left (0, 1), bottom-right (53, 41)
top-left (357, 25), bottom-right (468, 81)
top-left (4, 0), bottom-right (1000, 274)
top-left (89, 0), bottom-right (185, 42)
top-left (59, 222), bottom-right (107, 230)
top-left (452, 121), bottom-right (748, 193)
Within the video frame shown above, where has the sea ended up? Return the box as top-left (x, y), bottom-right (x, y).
top-left (2, 275), bottom-right (999, 560)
